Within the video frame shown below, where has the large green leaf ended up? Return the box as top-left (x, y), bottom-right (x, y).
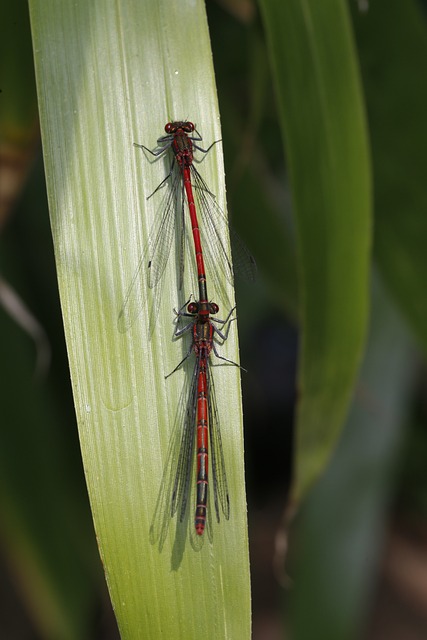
top-left (29, 0), bottom-right (250, 637)
top-left (259, 0), bottom-right (371, 499)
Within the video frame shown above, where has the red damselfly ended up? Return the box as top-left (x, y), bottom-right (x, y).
top-left (165, 297), bottom-right (243, 536)
top-left (118, 121), bottom-right (256, 332)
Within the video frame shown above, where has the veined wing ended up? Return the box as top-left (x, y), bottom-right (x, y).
top-left (191, 165), bottom-right (257, 287)
top-left (206, 359), bottom-right (230, 522)
top-left (171, 352), bottom-right (199, 523)
top-left (118, 169), bottom-right (184, 333)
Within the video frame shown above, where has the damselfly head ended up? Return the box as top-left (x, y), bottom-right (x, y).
top-left (164, 121), bottom-right (195, 135)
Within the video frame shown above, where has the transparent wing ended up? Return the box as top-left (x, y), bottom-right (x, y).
top-left (147, 171), bottom-right (184, 290)
top-left (117, 169), bottom-right (184, 333)
top-left (206, 359), bottom-right (230, 522)
top-left (149, 370), bottom-right (192, 550)
top-left (171, 354), bottom-right (199, 523)
top-left (191, 165), bottom-right (257, 286)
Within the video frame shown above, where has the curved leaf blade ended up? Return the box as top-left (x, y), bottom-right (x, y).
top-left (29, 0), bottom-right (251, 637)
top-left (259, 0), bottom-right (372, 499)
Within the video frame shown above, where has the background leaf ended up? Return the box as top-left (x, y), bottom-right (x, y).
top-left (259, 0), bottom-right (371, 499)
top-left (352, 0), bottom-right (427, 353)
top-left (290, 273), bottom-right (416, 640)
